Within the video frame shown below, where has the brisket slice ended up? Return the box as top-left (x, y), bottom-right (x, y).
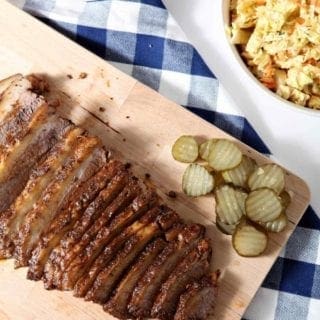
top-left (13, 135), bottom-right (101, 267)
top-left (0, 74), bottom-right (23, 98)
top-left (104, 238), bottom-right (167, 319)
top-left (164, 223), bottom-right (185, 242)
top-left (27, 152), bottom-right (110, 281)
top-left (0, 113), bottom-right (72, 213)
top-left (174, 272), bottom-right (220, 320)
top-left (128, 223), bottom-right (205, 318)
top-left (75, 206), bottom-right (178, 303)
top-left (80, 206), bottom-right (179, 301)
top-left (156, 206), bottom-right (182, 230)
top-left (86, 222), bottom-right (160, 304)
top-left (0, 75), bottom-right (31, 125)
top-left (55, 177), bottom-right (141, 290)
top-left (58, 184), bottom-right (155, 291)
top-left (151, 238), bottom-right (212, 319)
top-left (0, 127), bottom-right (84, 259)
top-left (0, 90), bottom-right (47, 148)
top-left (76, 206), bottom-right (162, 300)
top-left (43, 166), bottom-right (129, 289)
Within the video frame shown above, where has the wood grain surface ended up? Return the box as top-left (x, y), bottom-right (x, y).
top-left (0, 1), bottom-right (310, 319)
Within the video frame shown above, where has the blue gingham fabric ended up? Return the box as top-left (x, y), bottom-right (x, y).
top-left (8, 0), bottom-right (320, 319)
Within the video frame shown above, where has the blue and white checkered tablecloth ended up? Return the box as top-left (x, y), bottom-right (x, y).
top-left (8, 0), bottom-right (320, 319)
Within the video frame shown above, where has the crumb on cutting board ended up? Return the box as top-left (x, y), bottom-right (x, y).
top-left (79, 72), bottom-right (88, 79)
top-left (166, 191), bottom-right (177, 198)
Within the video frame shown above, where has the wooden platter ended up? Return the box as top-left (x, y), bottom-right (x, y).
top-left (0, 1), bottom-right (310, 319)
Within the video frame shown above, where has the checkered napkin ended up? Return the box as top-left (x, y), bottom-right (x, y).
top-left (8, 0), bottom-right (320, 319)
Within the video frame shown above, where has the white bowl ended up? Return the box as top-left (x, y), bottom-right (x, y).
top-left (221, 0), bottom-right (320, 117)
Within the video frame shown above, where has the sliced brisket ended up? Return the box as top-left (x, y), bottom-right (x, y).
top-left (0, 114), bottom-right (72, 213)
top-left (58, 183), bottom-right (153, 290)
top-left (0, 127), bottom-right (84, 259)
top-left (151, 238), bottom-right (212, 319)
top-left (128, 223), bottom-right (205, 318)
top-left (27, 150), bottom-right (108, 280)
top-left (87, 207), bottom-right (180, 304)
top-left (78, 207), bottom-right (162, 300)
top-left (104, 238), bottom-right (167, 319)
top-left (0, 74), bottom-right (23, 98)
top-left (0, 75), bottom-right (31, 125)
top-left (13, 135), bottom-right (101, 267)
top-left (174, 272), bottom-right (220, 320)
top-left (0, 74), bottom-right (218, 320)
top-left (43, 166), bottom-right (128, 289)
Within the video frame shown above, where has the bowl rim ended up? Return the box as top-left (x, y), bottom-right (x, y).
top-left (221, 0), bottom-right (320, 117)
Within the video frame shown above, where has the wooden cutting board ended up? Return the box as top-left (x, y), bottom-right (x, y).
top-left (0, 1), bottom-right (310, 319)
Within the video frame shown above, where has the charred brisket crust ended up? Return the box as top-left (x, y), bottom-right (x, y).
top-left (174, 272), bottom-right (220, 320)
top-left (0, 76), bottom-right (31, 126)
top-left (164, 223), bottom-right (185, 242)
top-left (13, 135), bottom-right (100, 268)
top-left (151, 238), bottom-right (212, 319)
top-left (0, 209), bottom-right (17, 258)
top-left (61, 188), bottom-right (157, 292)
top-left (74, 204), bottom-right (161, 298)
top-left (156, 206), bottom-right (182, 230)
top-left (58, 178), bottom-right (143, 290)
top-left (0, 91), bottom-right (46, 146)
top-left (27, 156), bottom-right (108, 280)
top-left (84, 221), bottom-right (160, 303)
top-left (104, 238), bottom-right (167, 319)
top-left (0, 128), bottom-right (84, 259)
top-left (0, 74), bottom-right (23, 98)
top-left (128, 224), bottom-right (205, 318)
top-left (83, 206), bottom-right (178, 303)
top-left (43, 166), bottom-right (128, 289)
top-left (0, 115), bottom-right (72, 213)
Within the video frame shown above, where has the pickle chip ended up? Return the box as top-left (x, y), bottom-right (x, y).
top-left (208, 139), bottom-right (242, 171)
top-left (215, 185), bottom-right (246, 225)
top-left (248, 164), bottom-right (285, 194)
top-left (199, 139), bottom-right (216, 161)
top-left (216, 217), bottom-right (238, 235)
top-left (232, 221), bottom-right (268, 257)
top-left (235, 189), bottom-right (248, 214)
top-left (280, 190), bottom-right (291, 210)
top-left (222, 155), bottom-right (257, 188)
top-left (246, 188), bottom-right (283, 223)
top-left (260, 213), bottom-right (288, 233)
top-left (172, 135), bottom-right (198, 163)
top-left (182, 164), bottom-right (214, 197)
